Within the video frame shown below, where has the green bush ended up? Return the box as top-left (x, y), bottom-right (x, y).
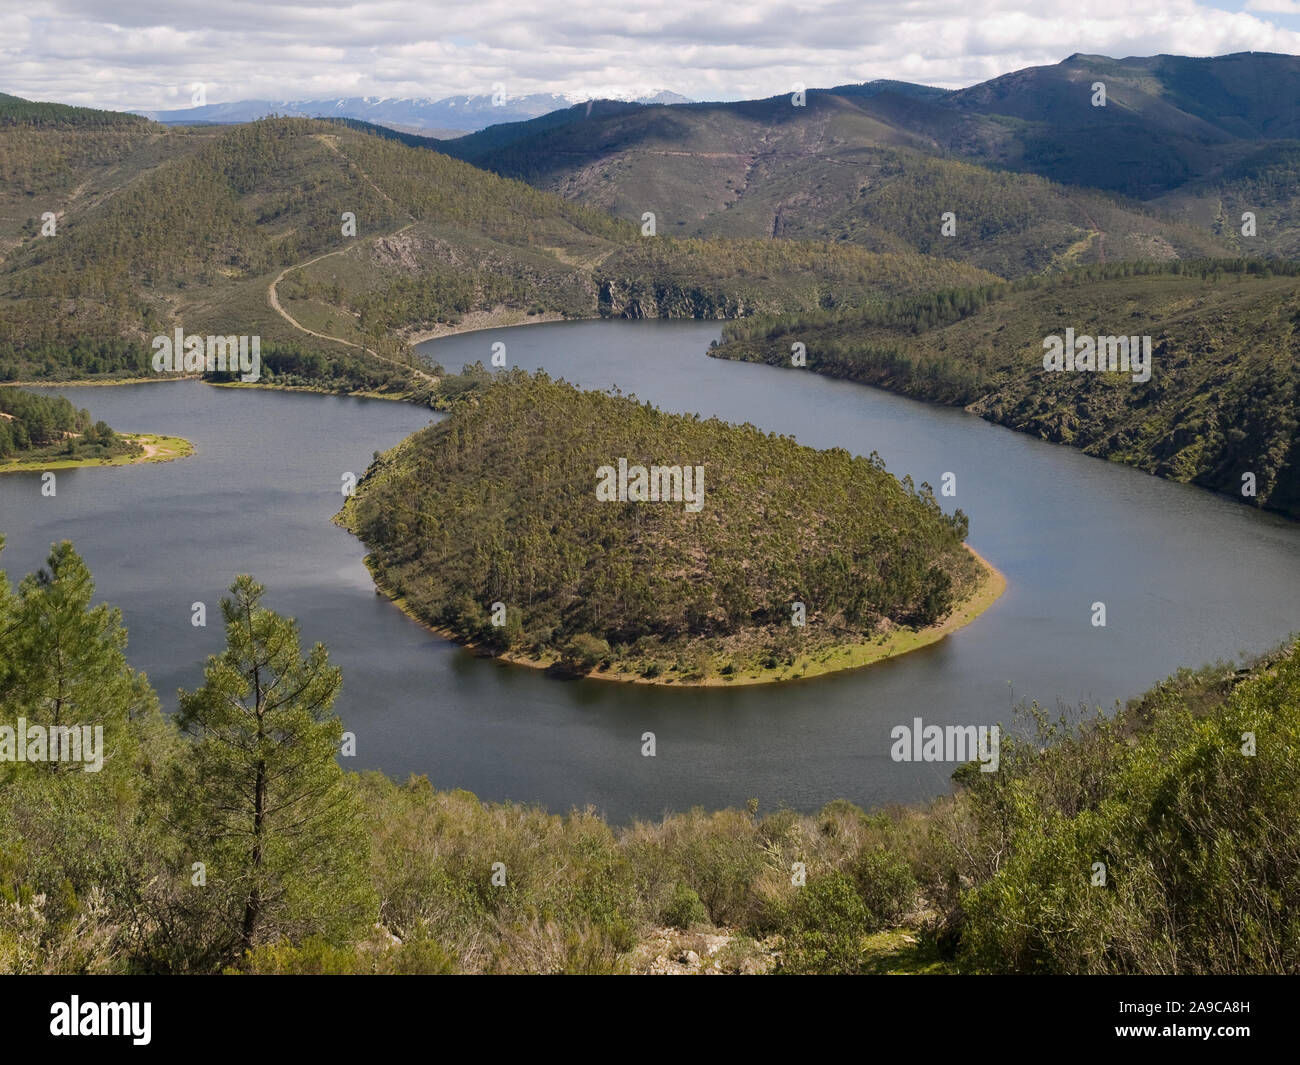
top-left (954, 645), bottom-right (1300, 973)
top-left (240, 935), bottom-right (458, 974)
top-left (851, 849), bottom-right (917, 928)
top-left (661, 882), bottom-right (710, 930)
top-left (560, 633), bottom-right (610, 674)
top-left (777, 871), bottom-right (873, 974)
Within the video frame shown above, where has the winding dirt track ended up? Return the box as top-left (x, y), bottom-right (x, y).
top-left (266, 222), bottom-right (436, 383)
top-left (265, 132), bottom-right (438, 381)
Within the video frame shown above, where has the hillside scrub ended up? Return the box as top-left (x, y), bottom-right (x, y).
top-left (3, 541), bottom-right (1298, 973)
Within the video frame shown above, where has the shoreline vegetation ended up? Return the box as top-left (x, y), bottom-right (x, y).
top-left (0, 375), bottom-right (203, 388)
top-left (355, 544), bottom-right (1005, 686)
top-left (0, 432), bottom-right (193, 474)
top-left (710, 262), bottom-right (1300, 520)
top-left (206, 380), bottom-right (419, 402)
top-left (0, 311), bottom-right (584, 404)
top-left (0, 386), bottom-right (193, 473)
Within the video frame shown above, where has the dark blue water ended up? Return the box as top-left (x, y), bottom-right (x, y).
top-left (2, 319), bottom-right (1298, 821)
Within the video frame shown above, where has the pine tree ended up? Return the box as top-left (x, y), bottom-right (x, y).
top-left (168, 575), bottom-right (373, 965)
top-left (0, 540), bottom-right (158, 780)
top-left (0, 540), bottom-right (167, 971)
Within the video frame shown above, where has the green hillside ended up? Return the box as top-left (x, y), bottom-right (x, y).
top-left (0, 105), bottom-right (997, 393)
top-left (0, 92), bottom-right (150, 130)
top-left (713, 260), bottom-right (1300, 517)
top-left (342, 371), bottom-right (986, 683)
top-left (435, 88), bottom-right (1234, 276)
top-left (1154, 140), bottom-right (1300, 259)
top-left (435, 52), bottom-right (1300, 274)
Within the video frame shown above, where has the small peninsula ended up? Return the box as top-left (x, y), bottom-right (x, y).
top-left (0, 387), bottom-right (192, 473)
top-left (342, 370), bottom-right (1001, 684)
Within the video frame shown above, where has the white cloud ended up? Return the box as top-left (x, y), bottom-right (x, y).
top-left (3, 0), bottom-right (1300, 110)
top-left (1246, 1), bottom-right (1300, 14)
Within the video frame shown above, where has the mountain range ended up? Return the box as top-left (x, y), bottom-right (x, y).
top-left (130, 90), bottom-right (693, 136)
top-left (432, 52), bottom-right (1300, 272)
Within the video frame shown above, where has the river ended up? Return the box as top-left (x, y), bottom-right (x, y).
top-left (2, 318), bottom-right (1298, 821)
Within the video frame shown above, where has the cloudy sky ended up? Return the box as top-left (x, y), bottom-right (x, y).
top-left (6, 0), bottom-right (1300, 109)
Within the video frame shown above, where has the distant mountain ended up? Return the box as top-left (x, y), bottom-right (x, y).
top-left (131, 90), bottom-right (693, 133)
top-left (432, 52), bottom-right (1300, 274)
top-left (947, 52), bottom-right (1300, 141)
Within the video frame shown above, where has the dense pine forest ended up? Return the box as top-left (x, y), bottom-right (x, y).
top-left (0, 92), bottom-right (149, 130)
top-left (343, 372), bottom-right (983, 681)
top-left (1, 540), bottom-right (1296, 974)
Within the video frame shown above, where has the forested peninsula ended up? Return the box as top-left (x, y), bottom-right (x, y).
top-left (0, 386), bottom-right (190, 472)
top-left (342, 371), bottom-right (997, 683)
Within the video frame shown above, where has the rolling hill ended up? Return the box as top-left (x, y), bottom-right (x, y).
top-left (0, 94), bottom-right (998, 392)
top-left (432, 52), bottom-right (1300, 275)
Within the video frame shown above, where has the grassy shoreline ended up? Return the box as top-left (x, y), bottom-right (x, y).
top-left (205, 380), bottom-right (422, 403)
top-left (348, 537), bottom-right (1005, 687)
top-left (0, 432), bottom-right (194, 473)
top-left (0, 375), bottom-right (201, 388)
